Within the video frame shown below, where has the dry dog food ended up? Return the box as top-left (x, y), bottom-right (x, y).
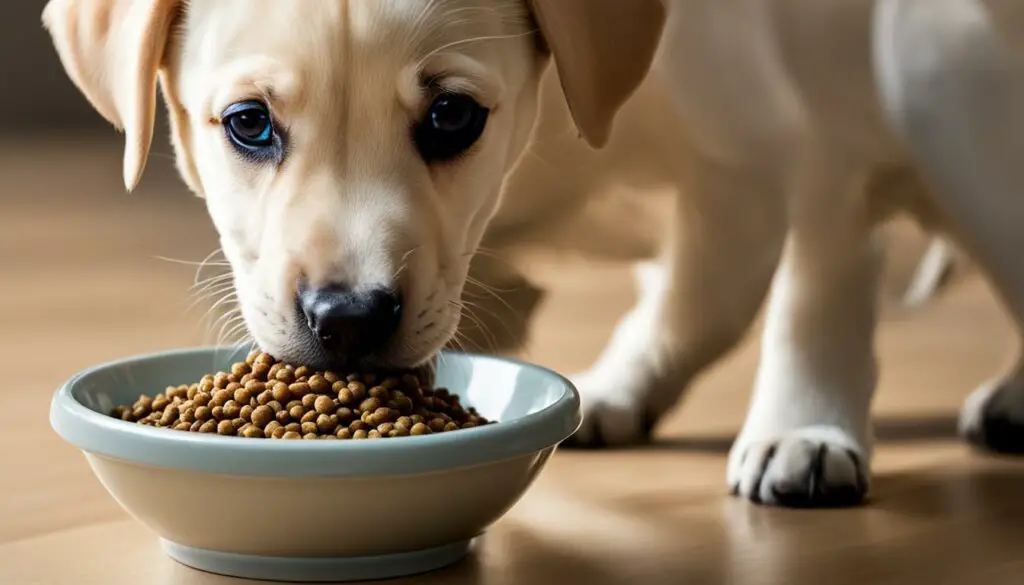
top-left (111, 351), bottom-right (491, 439)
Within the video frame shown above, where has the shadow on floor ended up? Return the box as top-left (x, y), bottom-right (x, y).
top-left (620, 413), bottom-right (962, 455)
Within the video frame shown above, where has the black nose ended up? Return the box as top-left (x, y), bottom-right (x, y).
top-left (298, 284), bottom-right (403, 356)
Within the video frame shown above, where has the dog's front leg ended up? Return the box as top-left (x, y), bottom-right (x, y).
top-left (567, 158), bottom-right (788, 447)
top-left (729, 155), bottom-right (878, 508)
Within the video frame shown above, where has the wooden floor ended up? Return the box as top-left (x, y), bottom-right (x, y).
top-left (2, 139), bottom-right (1024, 585)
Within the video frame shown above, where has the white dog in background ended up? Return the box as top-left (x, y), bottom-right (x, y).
top-left (44, 0), bottom-right (1024, 508)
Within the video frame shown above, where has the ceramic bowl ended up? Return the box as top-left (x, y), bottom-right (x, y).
top-left (50, 347), bottom-right (580, 582)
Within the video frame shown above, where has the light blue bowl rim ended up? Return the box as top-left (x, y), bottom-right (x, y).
top-left (50, 347), bottom-right (582, 478)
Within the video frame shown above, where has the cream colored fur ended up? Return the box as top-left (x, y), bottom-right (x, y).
top-left (44, 0), bottom-right (1024, 508)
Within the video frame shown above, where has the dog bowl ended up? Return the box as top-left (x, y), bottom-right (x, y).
top-left (50, 347), bottom-right (580, 582)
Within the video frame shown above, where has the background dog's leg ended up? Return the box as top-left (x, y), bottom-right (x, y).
top-left (567, 159), bottom-right (788, 447)
top-left (729, 156), bottom-right (878, 508)
top-left (875, 0), bottom-right (1024, 455)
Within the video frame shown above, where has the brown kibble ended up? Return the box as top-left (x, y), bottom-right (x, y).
top-left (359, 397), bottom-right (381, 414)
top-left (303, 433), bottom-right (318, 440)
top-left (314, 395), bottom-right (334, 415)
top-left (317, 414), bottom-right (338, 433)
top-left (252, 362), bottom-right (271, 380)
top-left (272, 382), bottom-right (291, 403)
top-left (210, 389), bottom-right (231, 407)
top-left (348, 381), bottom-right (367, 400)
top-left (301, 393), bottom-right (318, 409)
top-left (158, 405), bottom-right (179, 427)
top-left (263, 421), bottom-right (282, 438)
top-left (136, 395), bottom-right (154, 411)
top-left (371, 407), bottom-right (394, 426)
top-left (113, 356), bottom-right (488, 439)
top-left (151, 395), bottom-right (170, 411)
top-left (251, 405), bottom-right (274, 428)
top-left (233, 387), bottom-right (253, 405)
top-left (245, 379), bottom-right (266, 393)
top-left (290, 382), bottom-right (312, 399)
top-left (336, 386), bottom-right (353, 404)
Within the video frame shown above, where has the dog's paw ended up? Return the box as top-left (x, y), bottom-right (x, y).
top-left (563, 369), bottom-right (666, 448)
top-left (960, 378), bottom-right (1024, 455)
top-left (728, 427), bottom-right (869, 508)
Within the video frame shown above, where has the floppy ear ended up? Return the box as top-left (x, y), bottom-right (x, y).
top-left (42, 0), bottom-right (180, 191)
top-left (528, 0), bottom-right (667, 148)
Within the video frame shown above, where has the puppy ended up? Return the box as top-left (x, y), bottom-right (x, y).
top-left (44, 0), bottom-right (1024, 509)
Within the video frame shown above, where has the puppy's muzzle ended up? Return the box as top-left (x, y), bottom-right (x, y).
top-left (298, 282), bottom-right (403, 359)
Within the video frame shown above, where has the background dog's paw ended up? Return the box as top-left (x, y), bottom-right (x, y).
top-left (562, 370), bottom-right (660, 448)
top-left (728, 428), bottom-right (869, 508)
top-left (960, 378), bottom-right (1024, 455)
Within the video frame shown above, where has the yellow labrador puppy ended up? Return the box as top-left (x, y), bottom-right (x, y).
top-left (44, 0), bottom-right (1024, 508)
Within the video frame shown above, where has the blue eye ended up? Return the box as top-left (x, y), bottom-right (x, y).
top-left (222, 101), bottom-right (278, 159)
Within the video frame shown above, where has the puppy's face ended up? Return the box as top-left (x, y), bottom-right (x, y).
top-left (44, 0), bottom-right (665, 369)
top-left (165, 1), bottom-right (542, 368)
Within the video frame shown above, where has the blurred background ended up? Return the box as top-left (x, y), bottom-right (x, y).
top-left (3, 3), bottom-right (1024, 585)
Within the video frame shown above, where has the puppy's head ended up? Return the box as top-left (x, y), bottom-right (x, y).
top-left (44, 0), bottom-right (664, 369)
